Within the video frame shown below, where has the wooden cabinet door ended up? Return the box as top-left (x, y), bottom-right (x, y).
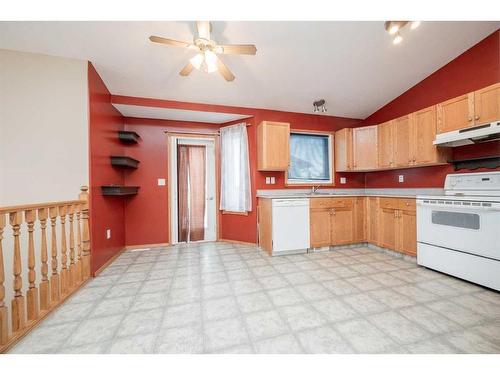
top-left (310, 209), bottom-right (332, 248)
top-left (437, 93), bottom-right (474, 134)
top-left (353, 125), bottom-right (378, 170)
top-left (412, 105), bottom-right (439, 165)
top-left (380, 208), bottom-right (397, 250)
top-left (377, 121), bottom-right (394, 169)
top-left (331, 207), bottom-right (354, 245)
top-left (335, 128), bottom-right (353, 172)
top-left (474, 82), bottom-right (500, 125)
top-left (353, 197), bottom-right (365, 242)
top-left (257, 121), bottom-right (290, 171)
top-left (398, 209), bottom-right (417, 256)
top-left (367, 197), bottom-right (379, 244)
top-left (393, 115), bottom-right (412, 167)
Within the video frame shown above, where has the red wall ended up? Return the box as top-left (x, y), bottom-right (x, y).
top-left (123, 118), bottom-right (222, 246)
top-left (364, 30), bottom-right (500, 188)
top-left (88, 63), bottom-right (126, 273)
top-left (114, 100), bottom-right (363, 246)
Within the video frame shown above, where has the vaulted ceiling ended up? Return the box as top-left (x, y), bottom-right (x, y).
top-left (0, 21), bottom-right (498, 119)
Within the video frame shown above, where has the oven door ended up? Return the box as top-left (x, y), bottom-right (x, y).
top-left (417, 200), bottom-right (500, 260)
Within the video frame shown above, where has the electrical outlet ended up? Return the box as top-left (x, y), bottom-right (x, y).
top-left (270, 177), bottom-right (276, 184)
top-left (157, 178), bottom-right (166, 186)
top-left (106, 229), bottom-right (111, 239)
top-left (265, 177), bottom-right (271, 184)
top-left (340, 177), bottom-right (347, 184)
top-left (398, 175), bottom-right (404, 183)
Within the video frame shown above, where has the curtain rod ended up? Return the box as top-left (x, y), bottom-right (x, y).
top-left (164, 122), bottom-right (251, 135)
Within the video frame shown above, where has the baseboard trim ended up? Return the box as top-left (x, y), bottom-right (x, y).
top-left (219, 239), bottom-right (257, 246)
top-left (124, 242), bottom-right (170, 250)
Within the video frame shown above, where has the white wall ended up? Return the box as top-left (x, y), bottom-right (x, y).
top-left (0, 49), bottom-right (89, 205)
top-left (0, 49), bottom-right (89, 339)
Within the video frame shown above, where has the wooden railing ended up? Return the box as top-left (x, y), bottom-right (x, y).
top-left (0, 186), bottom-right (91, 353)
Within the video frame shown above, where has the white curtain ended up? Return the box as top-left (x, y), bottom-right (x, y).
top-left (220, 123), bottom-right (252, 212)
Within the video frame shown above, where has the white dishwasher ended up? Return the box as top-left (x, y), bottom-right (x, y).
top-left (271, 198), bottom-right (310, 255)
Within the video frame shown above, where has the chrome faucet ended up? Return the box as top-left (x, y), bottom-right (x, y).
top-left (311, 186), bottom-right (320, 194)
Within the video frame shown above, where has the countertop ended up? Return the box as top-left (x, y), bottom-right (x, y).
top-left (256, 188), bottom-right (444, 199)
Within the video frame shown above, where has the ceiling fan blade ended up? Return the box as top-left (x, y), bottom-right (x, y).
top-left (216, 57), bottom-right (235, 82)
top-left (149, 35), bottom-right (191, 48)
top-left (219, 44), bottom-right (257, 55)
top-left (179, 62), bottom-right (195, 76)
top-left (197, 21), bottom-right (211, 40)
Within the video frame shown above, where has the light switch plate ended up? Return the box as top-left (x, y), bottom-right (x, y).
top-left (398, 175), bottom-right (404, 183)
top-left (158, 178), bottom-right (166, 186)
top-left (265, 177), bottom-right (271, 184)
top-left (340, 177), bottom-right (347, 184)
top-left (270, 177), bottom-right (276, 184)
top-left (106, 229), bottom-right (111, 239)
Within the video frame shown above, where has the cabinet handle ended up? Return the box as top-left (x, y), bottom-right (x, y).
top-left (475, 115), bottom-right (480, 120)
top-left (468, 116), bottom-right (472, 122)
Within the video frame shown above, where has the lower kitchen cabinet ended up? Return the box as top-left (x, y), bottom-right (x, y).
top-left (310, 198), bottom-right (354, 247)
top-left (366, 197), bottom-right (379, 245)
top-left (310, 208), bottom-right (332, 247)
top-left (379, 198), bottom-right (417, 256)
top-left (353, 197), bottom-right (366, 242)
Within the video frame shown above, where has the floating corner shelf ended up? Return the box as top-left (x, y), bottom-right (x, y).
top-left (110, 156), bottom-right (140, 169)
top-left (101, 185), bottom-right (139, 196)
top-left (118, 130), bottom-right (140, 144)
top-left (448, 156), bottom-right (500, 171)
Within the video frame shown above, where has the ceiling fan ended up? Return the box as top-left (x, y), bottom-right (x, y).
top-left (149, 21), bottom-right (257, 82)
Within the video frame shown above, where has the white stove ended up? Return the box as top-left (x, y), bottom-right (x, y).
top-left (416, 171), bottom-right (500, 291)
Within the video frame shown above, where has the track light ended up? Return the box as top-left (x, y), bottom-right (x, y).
top-left (313, 99), bottom-right (327, 113)
top-left (385, 21), bottom-right (421, 45)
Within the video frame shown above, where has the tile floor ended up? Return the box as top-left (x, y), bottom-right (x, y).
top-left (9, 242), bottom-right (500, 354)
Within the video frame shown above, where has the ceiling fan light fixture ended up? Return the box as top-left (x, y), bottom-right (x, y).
top-left (393, 33), bottom-right (403, 45)
top-left (410, 21), bottom-right (421, 30)
top-left (190, 53), bottom-right (204, 70)
top-left (204, 50), bottom-right (218, 73)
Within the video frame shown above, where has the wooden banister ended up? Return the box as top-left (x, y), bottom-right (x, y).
top-left (0, 186), bottom-right (92, 353)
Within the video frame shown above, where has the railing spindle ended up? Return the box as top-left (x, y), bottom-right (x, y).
top-left (49, 207), bottom-right (60, 304)
top-left (59, 206), bottom-right (68, 295)
top-left (10, 211), bottom-right (25, 332)
top-left (76, 205), bottom-right (82, 283)
top-left (79, 187), bottom-right (91, 278)
top-left (38, 208), bottom-right (50, 311)
top-left (25, 210), bottom-right (39, 321)
top-left (0, 214), bottom-right (7, 344)
top-left (68, 205), bottom-right (76, 289)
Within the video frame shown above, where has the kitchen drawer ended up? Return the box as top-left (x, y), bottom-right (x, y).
top-left (379, 198), bottom-right (399, 210)
top-left (310, 198), bottom-right (353, 209)
top-left (399, 198), bottom-right (416, 211)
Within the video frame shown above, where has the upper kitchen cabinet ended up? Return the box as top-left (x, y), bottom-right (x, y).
top-left (437, 93), bottom-right (474, 134)
top-left (474, 82), bottom-right (500, 125)
top-left (334, 127), bottom-right (353, 172)
top-left (393, 115), bottom-right (412, 167)
top-left (377, 121), bottom-right (394, 169)
top-left (257, 121), bottom-right (290, 171)
top-left (352, 125), bottom-right (378, 171)
top-left (412, 105), bottom-right (450, 165)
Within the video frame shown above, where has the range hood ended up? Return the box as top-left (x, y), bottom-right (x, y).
top-left (434, 121), bottom-right (500, 147)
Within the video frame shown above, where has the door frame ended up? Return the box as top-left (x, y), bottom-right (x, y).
top-left (166, 132), bottom-right (221, 244)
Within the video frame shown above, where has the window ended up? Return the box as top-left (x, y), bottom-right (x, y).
top-left (287, 132), bottom-right (333, 185)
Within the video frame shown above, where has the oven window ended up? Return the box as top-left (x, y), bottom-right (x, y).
top-left (431, 211), bottom-right (480, 230)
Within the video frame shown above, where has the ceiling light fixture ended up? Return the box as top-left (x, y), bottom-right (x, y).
top-left (393, 32), bottom-right (403, 45)
top-left (313, 99), bottom-right (327, 113)
top-left (384, 21), bottom-right (421, 45)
